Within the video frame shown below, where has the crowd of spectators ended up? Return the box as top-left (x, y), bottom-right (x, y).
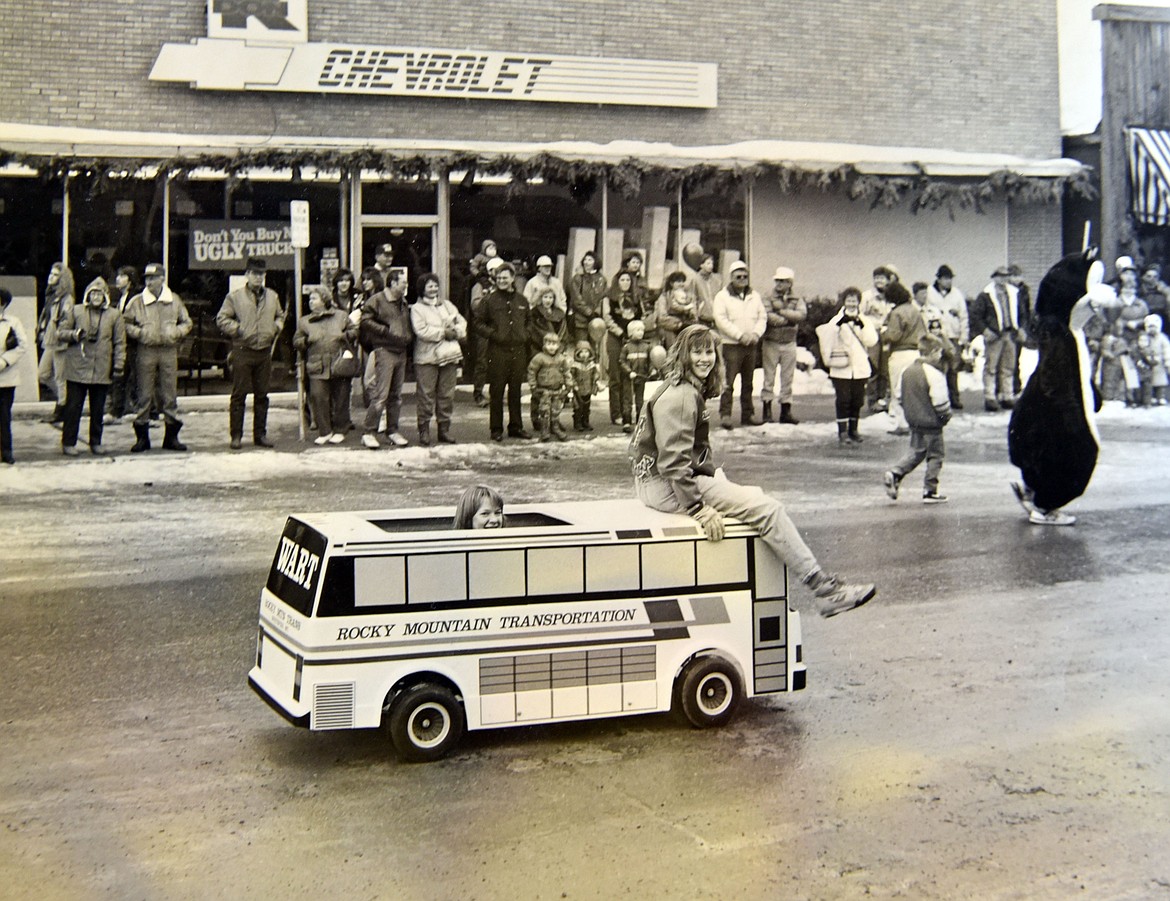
top-left (4, 245), bottom-right (1168, 465)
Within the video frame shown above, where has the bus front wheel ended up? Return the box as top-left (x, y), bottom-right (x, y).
top-left (388, 684), bottom-right (465, 762)
top-left (676, 656), bottom-right (741, 728)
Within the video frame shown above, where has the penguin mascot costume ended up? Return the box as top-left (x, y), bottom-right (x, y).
top-left (1007, 248), bottom-right (1118, 525)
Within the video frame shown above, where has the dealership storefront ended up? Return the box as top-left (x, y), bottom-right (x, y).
top-left (0, 0), bottom-right (1088, 397)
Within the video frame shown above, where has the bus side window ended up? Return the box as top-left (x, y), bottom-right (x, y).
top-left (752, 539), bottom-right (788, 599)
top-left (469, 550), bottom-right (525, 600)
top-left (356, 556), bottom-right (406, 607)
top-left (696, 538), bottom-right (748, 586)
top-left (641, 541), bottom-right (696, 590)
top-left (528, 546), bottom-right (584, 597)
top-left (408, 553), bottom-right (467, 604)
top-left (586, 544), bottom-right (639, 593)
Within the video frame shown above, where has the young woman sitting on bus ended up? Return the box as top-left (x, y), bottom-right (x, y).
top-left (453, 485), bottom-right (504, 530)
top-left (627, 323), bottom-right (876, 618)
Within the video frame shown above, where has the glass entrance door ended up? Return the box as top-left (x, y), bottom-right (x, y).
top-left (361, 224), bottom-right (434, 302)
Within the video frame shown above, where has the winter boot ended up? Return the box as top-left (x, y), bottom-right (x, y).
top-left (836, 419), bottom-right (850, 446)
top-left (130, 423), bottom-right (151, 453)
top-left (847, 418), bottom-right (863, 443)
top-left (762, 401), bottom-right (774, 422)
top-left (436, 424), bottom-right (456, 444)
top-left (418, 422), bottom-right (432, 447)
top-left (779, 403), bottom-right (800, 424)
top-left (162, 422), bottom-right (187, 451)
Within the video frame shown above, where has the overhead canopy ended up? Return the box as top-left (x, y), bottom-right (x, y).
top-left (0, 121), bottom-right (1084, 179)
top-left (1127, 126), bottom-right (1170, 226)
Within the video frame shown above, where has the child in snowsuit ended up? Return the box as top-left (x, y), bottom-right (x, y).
top-left (1138, 313), bottom-right (1170, 405)
top-left (569, 339), bottom-right (601, 431)
top-left (1097, 318), bottom-right (1128, 402)
top-left (883, 334), bottom-right (952, 504)
top-left (619, 319), bottom-right (654, 433)
top-left (527, 332), bottom-right (572, 441)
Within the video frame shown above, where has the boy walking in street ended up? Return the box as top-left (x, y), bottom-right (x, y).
top-left (883, 334), bottom-right (952, 504)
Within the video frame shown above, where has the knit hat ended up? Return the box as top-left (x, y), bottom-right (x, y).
top-left (936, 264), bottom-right (954, 279)
top-left (1145, 313), bottom-right (1163, 331)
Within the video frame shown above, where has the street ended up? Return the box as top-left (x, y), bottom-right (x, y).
top-left (2, 396), bottom-right (1169, 900)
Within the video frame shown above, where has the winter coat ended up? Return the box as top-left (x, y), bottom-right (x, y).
top-left (620, 338), bottom-right (654, 380)
top-left (970, 282), bottom-right (1022, 338)
top-left (410, 296), bottom-right (466, 367)
top-left (898, 358), bottom-right (951, 431)
top-left (926, 284), bottom-right (968, 343)
top-left (57, 279), bottom-right (127, 385)
top-left (478, 288), bottom-right (530, 349)
top-left (122, 285), bottom-right (192, 348)
top-left (37, 264), bottom-right (75, 351)
top-left (713, 286), bottom-right (766, 345)
top-left (570, 346), bottom-right (601, 395)
top-left (817, 309), bottom-right (878, 379)
top-left (293, 308), bottom-right (358, 380)
top-left (762, 290), bottom-right (806, 343)
top-left (568, 271), bottom-right (608, 332)
top-left (359, 289), bottom-right (413, 353)
top-left (627, 380), bottom-right (715, 515)
top-left (528, 303), bottom-right (567, 358)
top-left (884, 301), bottom-right (928, 354)
top-left (217, 284), bottom-right (285, 351)
top-left (655, 292), bottom-right (701, 344)
top-left (0, 309), bottom-right (30, 389)
top-left (527, 351), bottom-right (571, 391)
top-left (524, 273), bottom-right (568, 312)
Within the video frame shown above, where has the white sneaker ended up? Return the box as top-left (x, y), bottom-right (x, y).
top-left (328, 432), bottom-right (346, 444)
top-left (883, 471), bottom-right (900, 500)
top-left (387, 431), bottom-right (409, 447)
top-left (361, 433), bottom-right (380, 450)
top-left (805, 570), bottom-right (877, 618)
top-left (1029, 509), bottom-right (1076, 526)
top-left (314, 434), bottom-right (332, 445)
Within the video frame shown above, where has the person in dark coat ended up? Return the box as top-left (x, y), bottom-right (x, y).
top-left (477, 262), bottom-right (532, 441)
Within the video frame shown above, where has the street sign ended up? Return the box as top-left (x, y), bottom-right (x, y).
top-left (289, 200), bottom-right (310, 248)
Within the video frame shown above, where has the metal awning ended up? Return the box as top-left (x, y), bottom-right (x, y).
top-left (1126, 126), bottom-right (1170, 226)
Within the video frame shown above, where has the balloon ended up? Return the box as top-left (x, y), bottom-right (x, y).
top-left (682, 242), bottom-right (705, 271)
top-left (649, 344), bottom-right (668, 372)
top-left (588, 317), bottom-right (607, 343)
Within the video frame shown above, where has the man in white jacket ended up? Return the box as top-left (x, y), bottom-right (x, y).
top-left (713, 260), bottom-right (766, 429)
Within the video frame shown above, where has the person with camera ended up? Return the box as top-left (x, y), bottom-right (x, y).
top-left (123, 263), bottom-right (193, 452)
top-left (57, 278), bottom-right (126, 456)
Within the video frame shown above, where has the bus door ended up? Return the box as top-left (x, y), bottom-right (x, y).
top-left (750, 538), bottom-right (791, 694)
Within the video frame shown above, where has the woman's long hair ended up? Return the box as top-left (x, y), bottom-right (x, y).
top-left (667, 324), bottom-right (724, 399)
top-left (453, 485), bottom-right (505, 529)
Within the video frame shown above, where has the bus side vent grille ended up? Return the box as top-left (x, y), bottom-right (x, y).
top-left (312, 682), bottom-right (356, 730)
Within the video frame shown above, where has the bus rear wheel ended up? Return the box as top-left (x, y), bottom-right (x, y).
top-left (388, 684), bottom-right (465, 762)
top-left (676, 656), bottom-right (741, 728)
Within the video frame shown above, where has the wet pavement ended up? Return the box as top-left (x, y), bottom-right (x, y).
top-left (2, 391), bottom-right (1169, 899)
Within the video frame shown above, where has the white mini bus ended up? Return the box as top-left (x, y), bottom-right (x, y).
top-left (249, 498), bottom-right (805, 761)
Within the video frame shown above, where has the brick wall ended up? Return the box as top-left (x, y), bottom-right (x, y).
top-left (0, 0), bottom-right (1062, 159)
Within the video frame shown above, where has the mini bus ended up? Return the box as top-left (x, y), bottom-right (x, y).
top-left (249, 498), bottom-right (805, 762)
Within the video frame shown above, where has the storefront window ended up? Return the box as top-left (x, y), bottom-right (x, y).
top-left (448, 176), bottom-right (603, 313)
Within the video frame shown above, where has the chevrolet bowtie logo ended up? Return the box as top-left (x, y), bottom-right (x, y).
top-left (213, 0), bottom-right (297, 30)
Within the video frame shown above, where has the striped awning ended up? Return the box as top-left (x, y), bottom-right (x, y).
top-left (1127, 127), bottom-right (1170, 226)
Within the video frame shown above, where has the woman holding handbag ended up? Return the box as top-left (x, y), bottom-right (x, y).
top-left (817, 287), bottom-right (879, 446)
top-left (410, 272), bottom-right (467, 446)
top-left (293, 287), bottom-right (359, 445)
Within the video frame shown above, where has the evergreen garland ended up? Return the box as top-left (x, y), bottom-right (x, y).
top-left (0, 146), bottom-right (1097, 210)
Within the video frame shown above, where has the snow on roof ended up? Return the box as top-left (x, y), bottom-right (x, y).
top-left (0, 122), bottom-right (1083, 178)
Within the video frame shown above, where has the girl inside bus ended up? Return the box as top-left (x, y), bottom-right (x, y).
top-left (453, 484), bottom-right (505, 530)
top-left (627, 323), bottom-right (876, 618)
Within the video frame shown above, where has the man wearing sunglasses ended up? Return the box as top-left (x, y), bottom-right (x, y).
top-left (713, 260), bottom-right (766, 429)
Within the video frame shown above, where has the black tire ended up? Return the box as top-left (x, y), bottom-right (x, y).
top-left (675, 656), bottom-right (742, 729)
top-left (388, 683), bottom-right (465, 762)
